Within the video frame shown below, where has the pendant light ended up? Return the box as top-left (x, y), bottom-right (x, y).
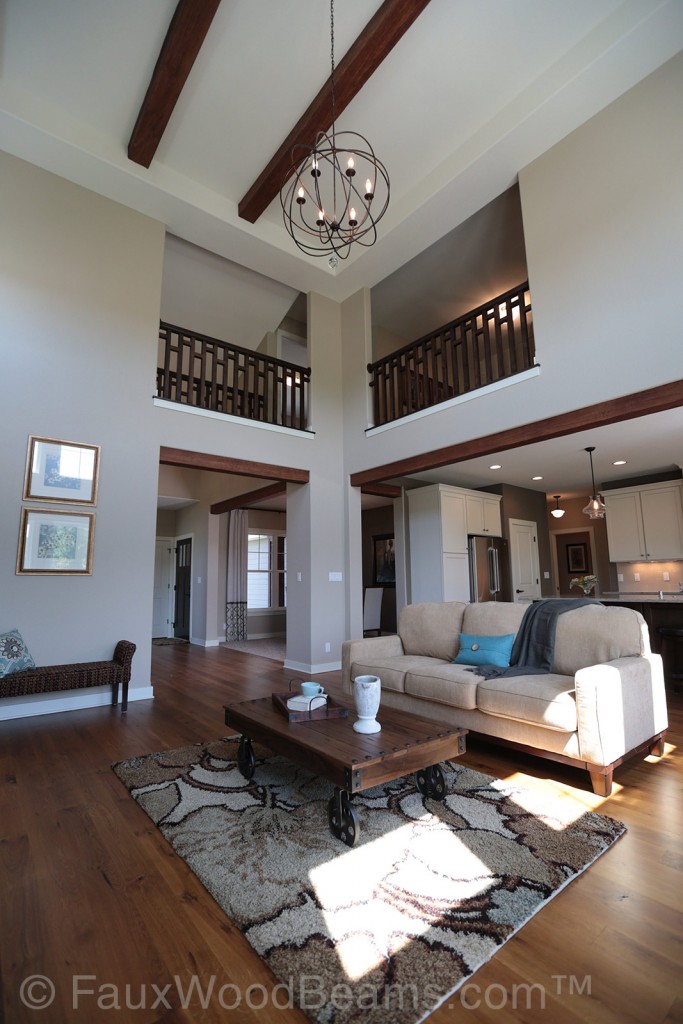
top-left (550, 495), bottom-right (566, 519)
top-left (280, 0), bottom-right (390, 268)
top-left (582, 447), bottom-right (606, 519)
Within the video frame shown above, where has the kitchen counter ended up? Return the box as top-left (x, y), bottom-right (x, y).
top-left (545, 595), bottom-right (682, 690)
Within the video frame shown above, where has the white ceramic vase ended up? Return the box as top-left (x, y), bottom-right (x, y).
top-left (353, 674), bottom-right (381, 733)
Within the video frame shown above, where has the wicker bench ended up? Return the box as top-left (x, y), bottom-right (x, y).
top-left (0, 640), bottom-right (136, 713)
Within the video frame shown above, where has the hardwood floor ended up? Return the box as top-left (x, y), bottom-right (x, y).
top-left (1, 644), bottom-right (681, 1023)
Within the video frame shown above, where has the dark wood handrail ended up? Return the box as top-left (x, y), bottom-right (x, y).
top-left (156, 321), bottom-right (311, 431)
top-left (367, 282), bottom-right (534, 426)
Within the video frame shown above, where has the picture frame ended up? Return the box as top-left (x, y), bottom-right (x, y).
top-left (16, 507), bottom-right (95, 575)
top-left (23, 435), bottom-right (100, 505)
top-left (566, 543), bottom-right (588, 573)
top-left (373, 534), bottom-right (395, 587)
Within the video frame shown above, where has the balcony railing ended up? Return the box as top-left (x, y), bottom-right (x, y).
top-left (156, 322), bottom-right (311, 431)
top-left (367, 282), bottom-right (535, 426)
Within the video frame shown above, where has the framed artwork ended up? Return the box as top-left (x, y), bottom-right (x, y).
top-left (23, 435), bottom-right (100, 505)
top-left (566, 543), bottom-right (588, 573)
top-left (16, 507), bottom-right (95, 575)
top-left (373, 534), bottom-right (395, 587)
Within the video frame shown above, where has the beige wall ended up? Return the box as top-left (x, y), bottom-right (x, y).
top-left (0, 151), bottom-right (165, 703)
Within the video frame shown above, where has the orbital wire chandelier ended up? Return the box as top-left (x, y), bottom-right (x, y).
top-left (280, 0), bottom-right (390, 268)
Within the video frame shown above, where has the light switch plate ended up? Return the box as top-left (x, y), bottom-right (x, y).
top-left (329, 571), bottom-right (343, 582)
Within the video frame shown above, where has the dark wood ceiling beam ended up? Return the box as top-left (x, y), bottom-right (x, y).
top-left (350, 380), bottom-right (683, 488)
top-left (160, 446), bottom-right (309, 484)
top-left (360, 483), bottom-right (402, 499)
top-left (238, 0), bottom-right (433, 224)
top-left (210, 482), bottom-right (287, 515)
top-left (128, 0), bottom-right (222, 168)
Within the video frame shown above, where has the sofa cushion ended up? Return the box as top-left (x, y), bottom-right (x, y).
top-left (398, 601), bottom-right (467, 661)
top-left (0, 629), bottom-right (36, 676)
top-left (461, 601), bottom-right (526, 637)
top-left (476, 673), bottom-right (578, 732)
top-left (404, 662), bottom-right (481, 710)
top-left (552, 604), bottom-right (647, 675)
top-left (350, 656), bottom-right (449, 694)
top-left (454, 633), bottom-right (515, 668)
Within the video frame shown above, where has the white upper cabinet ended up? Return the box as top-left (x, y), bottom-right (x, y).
top-left (465, 493), bottom-right (502, 536)
top-left (605, 481), bottom-right (683, 561)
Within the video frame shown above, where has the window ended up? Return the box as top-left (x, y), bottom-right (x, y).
top-left (247, 533), bottom-right (286, 609)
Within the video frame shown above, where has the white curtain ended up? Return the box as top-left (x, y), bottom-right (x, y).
top-left (226, 509), bottom-right (248, 641)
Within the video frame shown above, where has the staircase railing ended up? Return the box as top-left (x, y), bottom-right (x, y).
top-left (156, 322), bottom-right (311, 431)
top-left (367, 282), bottom-right (534, 426)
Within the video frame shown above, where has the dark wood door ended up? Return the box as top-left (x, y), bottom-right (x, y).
top-left (174, 538), bottom-right (192, 640)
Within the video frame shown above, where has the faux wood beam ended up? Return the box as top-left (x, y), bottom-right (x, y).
top-left (350, 379), bottom-right (683, 488)
top-left (160, 446), bottom-right (309, 484)
top-left (360, 483), bottom-right (402, 499)
top-left (210, 482), bottom-right (287, 515)
top-left (238, 0), bottom-right (433, 223)
top-left (128, 0), bottom-right (222, 168)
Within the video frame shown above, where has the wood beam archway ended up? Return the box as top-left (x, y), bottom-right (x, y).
top-left (160, 446), bottom-right (309, 484)
top-left (350, 380), bottom-right (683, 488)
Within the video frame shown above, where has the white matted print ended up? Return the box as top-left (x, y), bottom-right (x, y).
top-left (17, 507), bottom-right (95, 575)
top-left (23, 436), bottom-right (100, 505)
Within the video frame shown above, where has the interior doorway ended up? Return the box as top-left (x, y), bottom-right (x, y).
top-left (152, 538), bottom-right (174, 638)
top-left (551, 528), bottom-right (596, 597)
top-left (174, 537), bottom-right (192, 640)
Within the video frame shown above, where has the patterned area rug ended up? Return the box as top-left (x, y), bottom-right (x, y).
top-left (112, 737), bottom-right (626, 1024)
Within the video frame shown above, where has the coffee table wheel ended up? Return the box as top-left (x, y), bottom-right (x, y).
top-left (415, 763), bottom-right (446, 800)
top-left (237, 736), bottom-right (255, 780)
top-left (328, 789), bottom-right (360, 847)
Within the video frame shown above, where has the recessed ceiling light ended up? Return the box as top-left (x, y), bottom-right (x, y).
top-left (613, 460), bottom-right (627, 466)
top-left (489, 464), bottom-right (502, 470)
top-left (532, 475), bottom-right (543, 481)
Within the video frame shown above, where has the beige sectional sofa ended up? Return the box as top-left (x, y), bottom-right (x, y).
top-left (342, 601), bottom-right (668, 795)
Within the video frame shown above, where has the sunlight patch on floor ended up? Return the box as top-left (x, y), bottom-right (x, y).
top-left (308, 821), bottom-right (492, 981)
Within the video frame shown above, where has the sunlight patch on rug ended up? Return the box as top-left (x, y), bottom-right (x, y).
top-left (113, 737), bottom-right (626, 1024)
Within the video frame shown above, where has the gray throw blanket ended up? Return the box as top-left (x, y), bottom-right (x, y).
top-left (471, 598), bottom-right (598, 679)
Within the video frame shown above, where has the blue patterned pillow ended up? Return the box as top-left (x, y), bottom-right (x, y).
top-left (0, 629), bottom-right (36, 676)
top-left (453, 633), bottom-right (515, 668)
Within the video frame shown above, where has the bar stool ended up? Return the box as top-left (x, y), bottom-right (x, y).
top-left (657, 627), bottom-right (683, 693)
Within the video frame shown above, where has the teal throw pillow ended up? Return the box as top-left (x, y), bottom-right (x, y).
top-left (0, 629), bottom-right (36, 677)
top-left (454, 633), bottom-right (515, 668)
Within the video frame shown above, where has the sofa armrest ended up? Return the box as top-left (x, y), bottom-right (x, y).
top-left (341, 635), bottom-right (404, 694)
top-left (574, 653), bottom-right (668, 766)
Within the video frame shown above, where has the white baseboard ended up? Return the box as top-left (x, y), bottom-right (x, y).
top-left (0, 685), bottom-right (155, 721)
top-left (284, 659), bottom-right (341, 675)
top-left (190, 637), bottom-right (221, 647)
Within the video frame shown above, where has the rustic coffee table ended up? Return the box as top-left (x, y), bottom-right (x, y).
top-left (224, 696), bottom-right (467, 846)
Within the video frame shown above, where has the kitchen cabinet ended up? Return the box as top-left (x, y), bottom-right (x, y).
top-left (407, 484), bottom-right (501, 603)
top-left (605, 481), bottom-right (683, 561)
top-left (408, 485), bottom-right (469, 603)
top-left (465, 493), bottom-right (502, 536)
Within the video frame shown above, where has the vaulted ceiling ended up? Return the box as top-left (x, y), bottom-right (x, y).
top-left (4, 1), bottom-right (682, 506)
top-left (3, 0), bottom-right (681, 305)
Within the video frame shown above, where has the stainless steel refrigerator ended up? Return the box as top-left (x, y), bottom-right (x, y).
top-left (468, 535), bottom-right (512, 602)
